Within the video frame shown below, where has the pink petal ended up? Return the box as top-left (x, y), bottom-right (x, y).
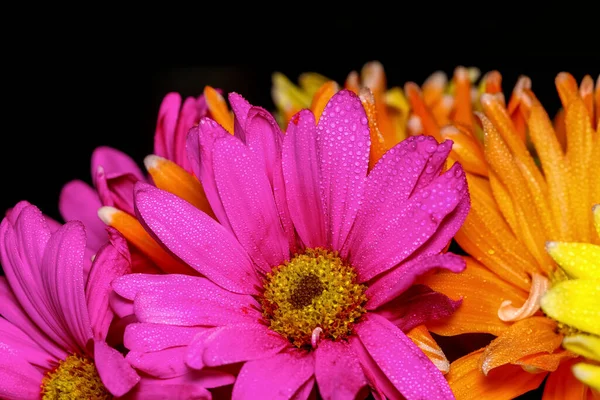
top-left (315, 340), bottom-right (367, 400)
top-left (375, 285), bottom-right (462, 332)
top-left (351, 336), bottom-right (402, 400)
top-left (0, 318), bottom-right (55, 370)
top-left (59, 180), bottom-right (107, 252)
top-left (133, 277), bottom-right (260, 326)
top-left (316, 90), bottom-right (370, 251)
top-left (174, 97), bottom-right (202, 172)
top-left (350, 163), bottom-right (468, 282)
top-left (91, 146), bottom-right (144, 184)
top-left (293, 377), bottom-right (315, 400)
top-left (232, 351), bottom-right (315, 400)
top-left (41, 221), bottom-right (93, 352)
top-left (213, 133), bottom-right (289, 272)
top-left (134, 183), bottom-right (259, 294)
top-left (94, 338), bottom-right (140, 397)
top-left (113, 273), bottom-right (201, 301)
top-left (366, 253), bottom-right (466, 309)
top-left (86, 227), bottom-right (132, 340)
top-left (282, 110), bottom-right (326, 248)
top-left (343, 136), bottom-right (451, 259)
top-left (273, 155), bottom-right (297, 254)
top-left (190, 323), bottom-right (289, 368)
top-left (229, 92), bottom-right (252, 142)
top-left (109, 290), bottom-right (134, 318)
top-left (355, 313), bottom-right (454, 400)
top-left (186, 119), bottom-right (233, 231)
top-left (127, 370), bottom-right (234, 399)
top-left (0, 277), bottom-right (66, 360)
top-left (0, 205), bottom-right (69, 349)
top-left (245, 106), bottom-right (284, 184)
top-left (0, 351), bottom-right (44, 400)
top-left (95, 167), bottom-right (139, 215)
top-left (154, 92), bottom-right (182, 164)
top-left (126, 346), bottom-right (188, 378)
top-left (124, 323), bottom-right (205, 353)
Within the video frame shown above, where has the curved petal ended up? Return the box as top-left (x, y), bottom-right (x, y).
top-left (95, 167), bottom-right (139, 216)
top-left (0, 278), bottom-right (66, 360)
top-left (480, 316), bottom-right (563, 375)
top-left (126, 346), bottom-right (188, 379)
top-left (59, 180), bottom-right (106, 251)
top-left (154, 92), bottom-right (182, 162)
top-left (41, 221), bottom-right (93, 352)
top-left (229, 92), bottom-right (252, 142)
top-left (127, 369), bottom-right (234, 399)
top-left (315, 340), bottom-right (367, 400)
top-left (355, 313), bottom-right (454, 399)
top-left (91, 146), bottom-right (144, 183)
top-left (116, 275), bottom-right (259, 327)
top-left (213, 133), bottom-right (289, 272)
top-left (366, 253), bottom-right (465, 308)
top-left (316, 90), bottom-right (370, 250)
top-left (375, 285), bottom-right (462, 333)
top-left (282, 109), bottom-right (326, 248)
top-left (194, 323), bottom-right (288, 368)
top-left (86, 227), bottom-right (131, 340)
top-left (0, 351), bottom-right (44, 400)
top-left (232, 351), bottom-right (314, 400)
top-left (124, 322), bottom-right (205, 353)
top-left (345, 136), bottom-right (452, 259)
top-left (421, 257), bottom-right (529, 336)
top-left (406, 325), bottom-right (450, 375)
top-left (245, 106), bottom-right (284, 184)
top-left (94, 339), bottom-right (139, 397)
top-left (351, 163), bottom-right (467, 281)
top-left (446, 348), bottom-right (547, 400)
top-left (541, 279), bottom-right (600, 336)
top-left (134, 183), bottom-right (260, 294)
top-left (186, 119), bottom-right (233, 231)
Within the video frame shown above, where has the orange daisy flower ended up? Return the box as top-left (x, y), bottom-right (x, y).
top-left (407, 68), bottom-right (600, 399)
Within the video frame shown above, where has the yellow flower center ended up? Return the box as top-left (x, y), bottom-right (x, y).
top-left (261, 248), bottom-right (368, 349)
top-left (41, 354), bottom-right (110, 400)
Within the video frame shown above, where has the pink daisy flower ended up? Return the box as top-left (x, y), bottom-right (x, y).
top-left (114, 89), bottom-right (470, 399)
top-left (0, 201), bottom-right (140, 399)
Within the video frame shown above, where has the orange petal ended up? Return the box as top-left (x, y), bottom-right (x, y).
top-left (480, 113), bottom-right (554, 272)
top-left (479, 316), bottom-right (563, 375)
top-left (556, 72), bottom-right (580, 110)
top-left (420, 257), bottom-right (528, 337)
top-left (483, 70), bottom-right (503, 94)
top-left (542, 358), bottom-right (593, 400)
top-left (406, 325), bottom-right (449, 374)
top-left (360, 61), bottom-right (386, 95)
top-left (565, 97), bottom-right (595, 242)
top-left (580, 75), bottom-right (595, 126)
top-left (516, 349), bottom-right (576, 373)
top-left (431, 94), bottom-right (454, 126)
top-left (595, 75), bottom-right (600, 130)
top-left (452, 66), bottom-right (474, 131)
top-left (422, 71), bottom-right (447, 106)
top-left (310, 81), bottom-right (339, 123)
top-left (359, 88), bottom-right (387, 169)
top-left (553, 108), bottom-right (568, 151)
top-left (447, 348), bottom-right (547, 400)
top-left (144, 155), bottom-right (216, 220)
top-left (204, 86), bottom-right (234, 134)
top-left (404, 82), bottom-right (443, 142)
top-left (527, 96), bottom-right (572, 241)
top-left (344, 70), bottom-right (360, 94)
top-left (440, 125), bottom-right (488, 177)
top-left (98, 206), bottom-right (196, 275)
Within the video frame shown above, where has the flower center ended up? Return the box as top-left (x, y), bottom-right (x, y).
top-left (41, 354), bottom-right (110, 400)
top-left (261, 248), bottom-right (368, 349)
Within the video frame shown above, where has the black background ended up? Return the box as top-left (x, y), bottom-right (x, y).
top-left (2, 7), bottom-right (599, 399)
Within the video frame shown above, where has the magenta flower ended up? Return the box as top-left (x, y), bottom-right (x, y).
top-left (0, 201), bottom-right (139, 399)
top-left (114, 90), bottom-right (470, 399)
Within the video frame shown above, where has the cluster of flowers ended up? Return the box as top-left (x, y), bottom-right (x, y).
top-left (1, 62), bottom-right (598, 400)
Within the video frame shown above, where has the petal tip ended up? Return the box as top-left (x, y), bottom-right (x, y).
top-left (98, 206), bottom-right (118, 225)
top-left (143, 154), bottom-right (164, 171)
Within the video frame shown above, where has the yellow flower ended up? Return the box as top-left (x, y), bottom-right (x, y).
top-left (541, 204), bottom-right (600, 391)
top-left (411, 71), bottom-right (600, 399)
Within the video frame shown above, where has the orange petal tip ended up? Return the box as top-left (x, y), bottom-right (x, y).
top-left (98, 206), bottom-right (119, 225)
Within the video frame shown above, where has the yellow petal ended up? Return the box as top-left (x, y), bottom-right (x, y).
top-left (144, 155), bottom-right (216, 220)
top-left (541, 279), bottom-right (600, 336)
top-left (572, 362), bottom-right (600, 392)
top-left (298, 72), bottom-right (330, 94)
top-left (546, 241), bottom-right (600, 279)
top-left (563, 334), bottom-right (600, 362)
